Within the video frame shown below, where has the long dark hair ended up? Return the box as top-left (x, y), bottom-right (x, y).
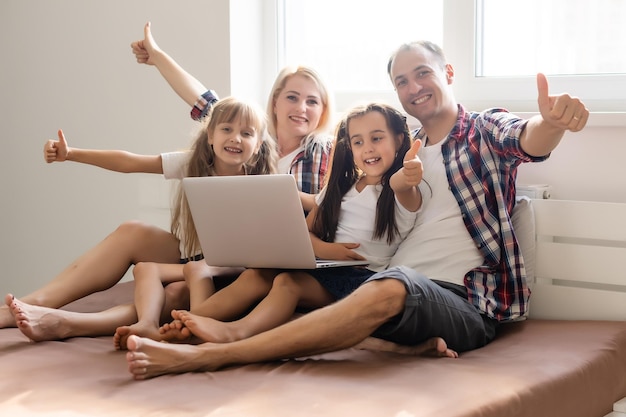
top-left (312, 103), bottom-right (412, 245)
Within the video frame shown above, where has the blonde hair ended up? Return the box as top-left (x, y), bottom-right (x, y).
top-left (171, 96), bottom-right (279, 260)
top-left (266, 65), bottom-right (334, 153)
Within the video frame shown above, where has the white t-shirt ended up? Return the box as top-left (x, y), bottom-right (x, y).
top-left (278, 146), bottom-right (303, 174)
top-left (161, 151), bottom-right (190, 180)
top-left (160, 151), bottom-right (194, 258)
top-left (389, 141), bottom-right (483, 285)
top-left (316, 184), bottom-right (417, 272)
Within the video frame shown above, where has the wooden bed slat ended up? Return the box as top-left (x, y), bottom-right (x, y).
top-left (533, 199), bottom-right (626, 241)
top-left (529, 199), bottom-right (626, 321)
top-left (529, 282), bottom-right (626, 320)
top-left (535, 241), bottom-right (626, 286)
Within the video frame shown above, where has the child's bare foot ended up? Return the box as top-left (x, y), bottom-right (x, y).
top-left (126, 335), bottom-right (221, 380)
top-left (354, 336), bottom-right (458, 358)
top-left (1, 298), bottom-right (18, 328)
top-left (114, 322), bottom-right (163, 350)
top-left (173, 310), bottom-right (243, 343)
top-left (159, 318), bottom-right (192, 342)
top-left (5, 294), bottom-right (72, 341)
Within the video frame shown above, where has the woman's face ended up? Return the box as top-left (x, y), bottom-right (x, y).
top-left (273, 74), bottom-right (324, 141)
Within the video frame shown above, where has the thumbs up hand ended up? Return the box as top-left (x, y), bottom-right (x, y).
top-left (390, 138), bottom-right (424, 212)
top-left (537, 73), bottom-right (588, 132)
top-left (397, 138), bottom-right (423, 188)
top-left (44, 129), bottom-right (70, 163)
top-left (130, 22), bottom-right (161, 66)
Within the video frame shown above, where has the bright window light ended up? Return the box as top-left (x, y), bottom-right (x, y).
top-left (477, 0), bottom-right (626, 77)
top-left (280, 0), bottom-right (443, 94)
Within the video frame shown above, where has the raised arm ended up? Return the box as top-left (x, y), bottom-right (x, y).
top-left (130, 22), bottom-right (208, 107)
top-left (43, 129), bottom-right (163, 174)
top-left (520, 73), bottom-right (589, 157)
top-left (390, 138), bottom-right (423, 212)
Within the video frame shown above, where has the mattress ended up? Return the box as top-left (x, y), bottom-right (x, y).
top-left (2, 282), bottom-right (625, 417)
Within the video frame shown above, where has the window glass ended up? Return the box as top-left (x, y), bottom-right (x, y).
top-left (278, 0), bottom-right (626, 113)
top-left (280, 0), bottom-right (443, 93)
top-left (477, 0), bottom-right (626, 77)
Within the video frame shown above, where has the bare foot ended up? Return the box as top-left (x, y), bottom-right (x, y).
top-left (173, 310), bottom-right (242, 343)
top-left (354, 336), bottom-right (458, 358)
top-left (159, 318), bottom-right (193, 342)
top-left (1, 297), bottom-right (18, 328)
top-left (5, 294), bottom-right (72, 341)
top-left (114, 322), bottom-right (163, 350)
top-left (126, 335), bottom-right (221, 380)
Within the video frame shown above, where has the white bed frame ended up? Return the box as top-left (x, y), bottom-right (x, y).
top-left (528, 199), bottom-right (626, 417)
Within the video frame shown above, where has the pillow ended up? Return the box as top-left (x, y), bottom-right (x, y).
top-left (511, 195), bottom-right (536, 290)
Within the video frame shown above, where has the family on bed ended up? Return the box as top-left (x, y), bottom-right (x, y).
top-left (2, 22), bottom-right (589, 380)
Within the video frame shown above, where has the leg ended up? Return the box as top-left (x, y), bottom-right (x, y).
top-left (183, 261), bottom-right (216, 311)
top-left (369, 271), bottom-right (495, 353)
top-left (114, 263), bottom-right (186, 350)
top-left (176, 271), bottom-right (334, 343)
top-left (159, 268), bottom-right (276, 342)
top-left (6, 294), bottom-right (137, 341)
top-left (1, 221), bottom-right (180, 329)
top-left (183, 262), bottom-right (243, 312)
top-left (127, 278), bottom-right (406, 379)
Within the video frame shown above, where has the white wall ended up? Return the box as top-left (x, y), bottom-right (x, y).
top-left (517, 119), bottom-right (626, 204)
top-left (2, 0), bottom-right (625, 300)
top-left (0, 0), bottom-right (235, 297)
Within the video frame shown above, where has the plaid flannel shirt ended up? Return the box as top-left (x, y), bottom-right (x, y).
top-left (414, 104), bottom-right (548, 321)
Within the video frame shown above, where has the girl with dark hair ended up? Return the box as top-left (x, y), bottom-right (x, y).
top-left (157, 103), bottom-right (425, 344)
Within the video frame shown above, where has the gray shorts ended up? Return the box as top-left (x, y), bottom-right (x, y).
top-left (365, 266), bottom-right (498, 352)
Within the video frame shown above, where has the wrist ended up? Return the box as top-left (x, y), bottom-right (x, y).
top-left (149, 48), bottom-right (169, 67)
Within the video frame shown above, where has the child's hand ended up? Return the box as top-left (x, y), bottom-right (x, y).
top-left (315, 241), bottom-right (366, 261)
top-left (391, 139), bottom-right (423, 191)
top-left (130, 22), bottom-right (161, 65)
top-left (43, 129), bottom-right (70, 163)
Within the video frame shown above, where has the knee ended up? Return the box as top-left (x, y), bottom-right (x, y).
top-left (132, 262), bottom-right (156, 281)
top-left (357, 279), bottom-right (407, 319)
top-left (115, 220), bottom-right (151, 238)
top-left (182, 261), bottom-right (208, 283)
top-left (164, 281), bottom-right (189, 310)
top-left (271, 273), bottom-right (298, 291)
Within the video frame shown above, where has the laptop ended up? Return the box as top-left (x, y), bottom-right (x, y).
top-left (182, 175), bottom-right (370, 269)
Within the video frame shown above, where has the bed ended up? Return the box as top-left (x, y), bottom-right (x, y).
top-left (1, 198), bottom-right (625, 417)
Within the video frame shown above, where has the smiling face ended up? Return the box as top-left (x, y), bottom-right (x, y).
top-left (208, 116), bottom-right (261, 175)
top-left (273, 74), bottom-right (324, 149)
top-left (347, 110), bottom-right (401, 185)
top-left (389, 45), bottom-right (456, 128)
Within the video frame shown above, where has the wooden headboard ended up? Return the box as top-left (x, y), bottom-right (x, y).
top-left (529, 199), bottom-right (626, 321)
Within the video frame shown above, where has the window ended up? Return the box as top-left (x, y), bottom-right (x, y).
top-left (279, 0), bottom-right (443, 110)
top-left (477, 0), bottom-right (626, 77)
top-left (278, 0), bottom-right (626, 113)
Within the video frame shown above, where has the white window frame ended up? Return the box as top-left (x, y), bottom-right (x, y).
top-left (263, 0), bottom-right (626, 124)
top-left (444, 0), bottom-right (626, 115)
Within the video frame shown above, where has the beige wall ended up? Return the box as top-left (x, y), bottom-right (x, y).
top-left (0, 0), bottom-right (236, 296)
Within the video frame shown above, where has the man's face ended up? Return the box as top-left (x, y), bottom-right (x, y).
top-left (389, 46), bottom-right (452, 121)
